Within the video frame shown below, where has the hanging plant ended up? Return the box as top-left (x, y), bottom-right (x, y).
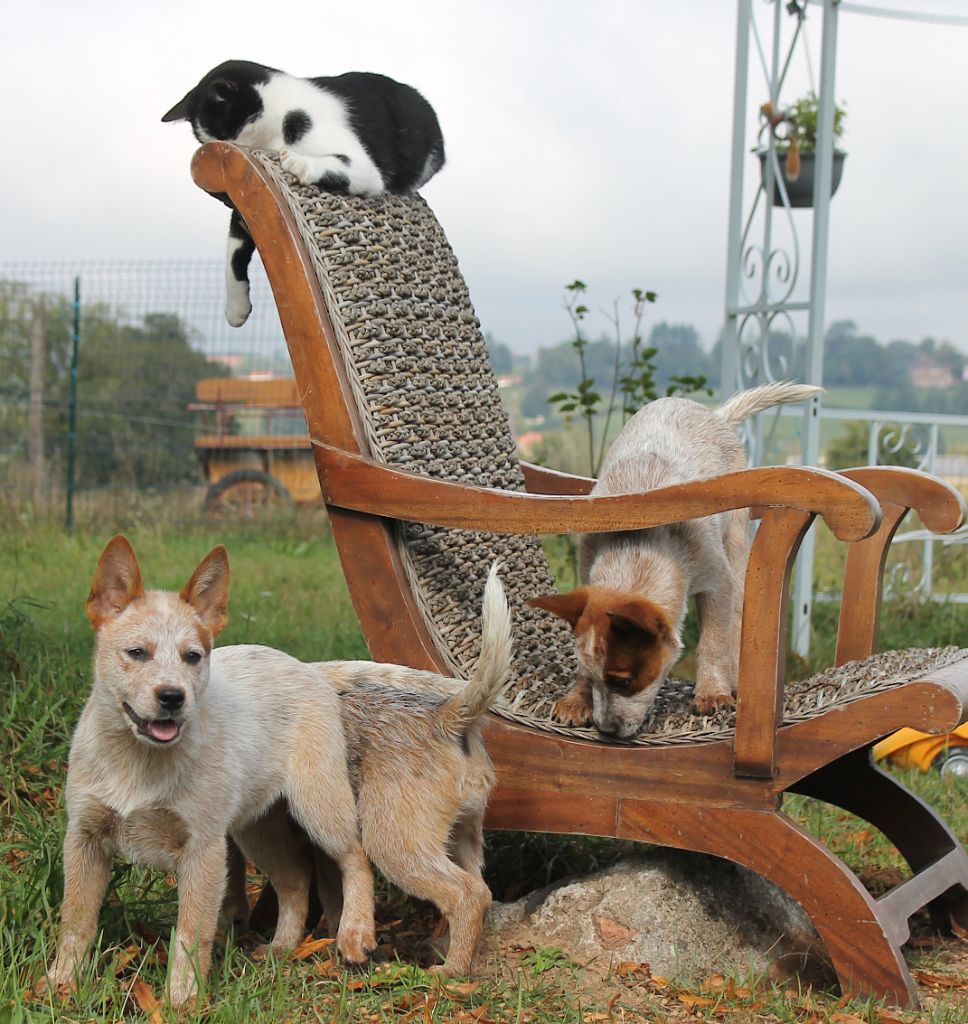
top-left (757, 93), bottom-right (847, 207)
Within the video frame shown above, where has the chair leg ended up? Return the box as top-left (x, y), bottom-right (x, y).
top-left (793, 748), bottom-right (968, 932)
top-left (619, 798), bottom-right (919, 1007)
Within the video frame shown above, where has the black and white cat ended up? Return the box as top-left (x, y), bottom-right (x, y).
top-left (163, 60), bottom-right (445, 326)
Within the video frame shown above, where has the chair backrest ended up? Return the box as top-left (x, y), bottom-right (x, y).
top-left (250, 151), bottom-right (578, 711)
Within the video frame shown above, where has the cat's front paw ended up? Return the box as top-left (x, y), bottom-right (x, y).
top-left (225, 277), bottom-right (252, 327)
top-left (279, 150), bottom-right (315, 185)
top-left (225, 297), bottom-right (252, 328)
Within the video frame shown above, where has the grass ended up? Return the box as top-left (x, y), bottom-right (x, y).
top-left (1, 520), bottom-right (966, 1022)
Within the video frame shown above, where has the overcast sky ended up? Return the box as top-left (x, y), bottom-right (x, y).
top-left (3, 0), bottom-right (967, 358)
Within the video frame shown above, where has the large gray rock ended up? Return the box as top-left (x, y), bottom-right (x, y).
top-left (487, 850), bottom-right (831, 983)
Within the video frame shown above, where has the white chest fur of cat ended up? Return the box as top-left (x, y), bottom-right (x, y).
top-left (163, 59), bottom-right (445, 326)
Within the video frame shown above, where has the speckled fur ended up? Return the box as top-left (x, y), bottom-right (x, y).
top-left (309, 564), bottom-right (512, 975)
top-left (46, 537), bottom-right (375, 1008)
top-left (529, 383), bottom-right (822, 739)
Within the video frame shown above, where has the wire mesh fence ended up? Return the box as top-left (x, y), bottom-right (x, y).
top-left (0, 257), bottom-right (311, 528)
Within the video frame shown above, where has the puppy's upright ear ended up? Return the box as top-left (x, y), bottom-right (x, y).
top-left (526, 588), bottom-right (590, 629)
top-left (161, 90), bottom-right (194, 122)
top-left (181, 546), bottom-right (230, 638)
top-left (86, 535), bottom-right (145, 630)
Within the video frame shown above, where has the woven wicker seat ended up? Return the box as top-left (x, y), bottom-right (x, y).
top-left (190, 143), bottom-right (968, 1006)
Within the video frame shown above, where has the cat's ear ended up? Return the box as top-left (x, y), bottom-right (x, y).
top-left (208, 78), bottom-right (238, 103)
top-left (162, 90), bottom-right (193, 122)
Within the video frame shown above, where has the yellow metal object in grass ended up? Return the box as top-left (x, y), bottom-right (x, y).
top-left (873, 724), bottom-right (968, 778)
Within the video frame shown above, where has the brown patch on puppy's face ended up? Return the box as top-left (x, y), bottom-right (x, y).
top-left (528, 587), bottom-right (681, 738)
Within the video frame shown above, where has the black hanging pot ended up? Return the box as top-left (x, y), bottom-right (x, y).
top-left (757, 150), bottom-right (846, 208)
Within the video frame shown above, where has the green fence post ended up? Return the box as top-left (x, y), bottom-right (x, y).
top-left (65, 276), bottom-right (80, 530)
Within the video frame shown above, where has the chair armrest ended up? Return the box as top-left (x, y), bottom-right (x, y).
top-left (833, 467), bottom-right (966, 666)
top-left (520, 462), bottom-right (595, 495)
top-left (313, 443), bottom-right (880, 541)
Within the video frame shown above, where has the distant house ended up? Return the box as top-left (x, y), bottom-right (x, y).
top-left (207, 353), bottom-right (245, 372)
top-left (911, 363), bottom-right (956, 390)
top-left (516, 430), bottom-right (544, 458)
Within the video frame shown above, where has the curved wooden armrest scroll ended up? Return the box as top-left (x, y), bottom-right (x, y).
top-left (313, 443), bottom-right (881, 541)
top-left (834, 467), bottom-right (966, 666)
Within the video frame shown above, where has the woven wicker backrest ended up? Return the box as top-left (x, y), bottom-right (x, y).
top-left (250, 152), bottom-right (967, 745)
top-left (255, 152), bottom-right (577, 718)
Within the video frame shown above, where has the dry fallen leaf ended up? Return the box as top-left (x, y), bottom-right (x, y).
top-left (440, 979), bottom-right (483, 1000)
top-left (290, 935), bottom-right (337, 960)
top-left (873, 1010), bottom-right (907, 1024)
top-left (913, 969), bottom-right (967, 990)
top-left (678, 992), bottom-right (717, 1008)
top-left (615, 961), bottom-right (650, 979)
top-left (130, 978), bottom-right (163, 1024)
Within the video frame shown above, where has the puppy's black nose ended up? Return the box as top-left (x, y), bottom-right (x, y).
top-left (156, 688), bottom-right (185, 711)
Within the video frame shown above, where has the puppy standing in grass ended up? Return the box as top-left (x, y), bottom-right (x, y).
top-left (529, 382), bottom-right (822, 739)
top-left (45, 536), bottom-right (376, 1006)
top-left (46, 537), bottom-right (511, 1005)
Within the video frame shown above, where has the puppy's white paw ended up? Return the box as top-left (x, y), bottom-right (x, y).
top-left (168, 972), bottom-right (198, 1009)
top-left (553, 687), bottom-right (593, 727)
top-left (693, 688), bottom-right (735, 715)
top-left (336, 918), bottom-right (376, 963)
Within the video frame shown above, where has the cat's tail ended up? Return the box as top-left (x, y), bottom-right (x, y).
top-left (438, 563), bottom-right (513, 737)
top-left (716, 381), bottom-right (823, 427)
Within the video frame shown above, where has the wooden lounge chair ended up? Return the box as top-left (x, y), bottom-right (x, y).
top-left (189, 142), bottom-right (968, 1007)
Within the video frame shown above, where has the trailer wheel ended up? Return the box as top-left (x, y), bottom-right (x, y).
top-left (933, 746), bottom-right (968, 780)
top-left (205, 469), bottom-right (292, 518)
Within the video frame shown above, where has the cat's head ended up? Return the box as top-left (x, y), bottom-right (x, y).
top-left (162, 60), bottom-right (275, 143)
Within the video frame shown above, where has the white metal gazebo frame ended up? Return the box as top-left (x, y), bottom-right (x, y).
top-left (721, 0), bottom-right (968, 657)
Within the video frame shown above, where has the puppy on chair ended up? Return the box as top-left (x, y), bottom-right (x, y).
top-left (529, 382), bottom-right (822, 739)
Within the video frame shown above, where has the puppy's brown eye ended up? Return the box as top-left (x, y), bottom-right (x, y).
top-left (606, 674), bottom-right (631, 693)
top-left (184, 650), bottom-right (202, 666)
top-left (126, 648), bottom-right (147, 662)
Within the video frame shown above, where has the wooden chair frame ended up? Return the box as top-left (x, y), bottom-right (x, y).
top-left (191, 143), bottom-right (968, 1007)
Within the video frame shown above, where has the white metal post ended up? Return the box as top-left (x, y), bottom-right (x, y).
top-left (721, 0), bottom-right (752, 395)
top-left (791, 0), bottom-right (839, 657)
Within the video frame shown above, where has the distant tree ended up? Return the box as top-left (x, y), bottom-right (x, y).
top-left (882, 340), bottom-right (920, 388)
top-left (825, 420), bottom-right (920, 470)
top-left (648, 322), bottom-right (710, 391)
top-left (0, 280), bottom-right (227, 490)
top-left (824, 320), bottom-right (886, 387)
top-left (485, 332), bottom-right (514, 376)
top-left (520, 335), bottom-right (619, 420)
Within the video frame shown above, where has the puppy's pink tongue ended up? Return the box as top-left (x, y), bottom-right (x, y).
top-left (149, 720), bottom-right (179, 742)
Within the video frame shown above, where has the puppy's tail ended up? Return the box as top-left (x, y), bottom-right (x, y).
top-left (439, 563), bottom-right (513, 737)
top-left (716, 381), bottom-right (823, 427)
